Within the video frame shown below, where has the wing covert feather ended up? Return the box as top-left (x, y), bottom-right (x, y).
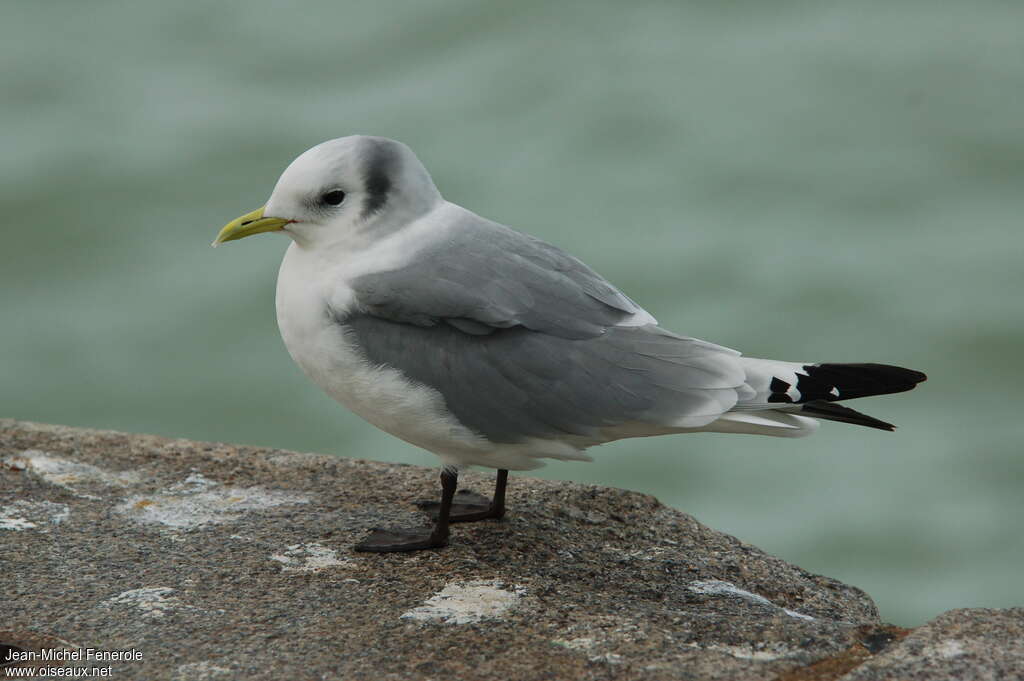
top-left (352, 214), bottom-right (641, 339)
top-left (343, 212), bottom-right (744, 443)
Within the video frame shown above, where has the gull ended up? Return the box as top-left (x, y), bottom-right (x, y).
top-left (214, 135), bottom-right (926, 552)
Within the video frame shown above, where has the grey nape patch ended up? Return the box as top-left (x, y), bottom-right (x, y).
top-left (361, 139), bottom-right (400, 218)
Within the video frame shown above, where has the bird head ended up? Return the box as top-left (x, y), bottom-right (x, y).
top-left (214, 135), bottom-right (441, 250)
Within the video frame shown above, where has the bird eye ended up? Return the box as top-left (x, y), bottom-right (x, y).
top-left (322, 190), bottom-right (346, 206)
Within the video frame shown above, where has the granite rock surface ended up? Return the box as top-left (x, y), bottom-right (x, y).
top-left (1, 420), bottom-right (1019, 680)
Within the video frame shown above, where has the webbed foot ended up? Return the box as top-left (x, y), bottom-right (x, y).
top-left (416, 490), bottom-right (504, 523)
top-left (354, 527), bottom-right (448, 552)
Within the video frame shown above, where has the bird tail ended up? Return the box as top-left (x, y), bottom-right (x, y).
top-left (737, 360), bottom-right (927, 432)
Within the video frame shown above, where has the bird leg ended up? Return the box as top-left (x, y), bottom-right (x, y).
top-left (416, 469), bottom-right (508, 523)
top-left (354, 468), bottom-right (457, 552)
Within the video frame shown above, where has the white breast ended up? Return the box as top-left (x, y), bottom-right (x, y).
top-left (274, 240), bottom-right (491, 458)
top-left (272, 207), bottom-right (600, 471)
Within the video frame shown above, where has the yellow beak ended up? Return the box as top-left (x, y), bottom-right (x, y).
top-left (212, 206), bottom-right (291, 246)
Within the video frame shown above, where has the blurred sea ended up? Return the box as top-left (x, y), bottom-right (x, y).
top-left (2, 1), bottom-right (1022, 626)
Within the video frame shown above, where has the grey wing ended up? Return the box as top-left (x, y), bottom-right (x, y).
top-left (343, 316), bottom-right (745, 443)
top-left (353, 214), bottom-right (645, 340)
top-left (345, 214), bottom-right (746, 443)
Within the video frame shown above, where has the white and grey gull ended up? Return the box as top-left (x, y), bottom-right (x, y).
top-left (214, 135), bottom-right (926, 552)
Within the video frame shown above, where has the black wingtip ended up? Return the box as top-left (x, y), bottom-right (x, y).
top-left (805, 363), bottom-right (927, 401)
top-left (801, 400), bottom-right (897, 431)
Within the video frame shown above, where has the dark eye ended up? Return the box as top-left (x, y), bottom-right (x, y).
top-left (322, 190), bottom-right (346, 206)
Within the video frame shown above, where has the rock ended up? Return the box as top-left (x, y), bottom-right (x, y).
top-left (837, 608), bottom-right (1024, 681)
top-left (0, 419), bottom-right (1018, 680)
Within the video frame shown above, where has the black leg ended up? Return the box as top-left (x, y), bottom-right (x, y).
top-left (416, 469), bottom-right (508, 523)
top-left (354, 468), bottom-right (458, 552)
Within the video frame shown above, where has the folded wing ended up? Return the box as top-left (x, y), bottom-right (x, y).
top-left (342, 213), bottom-right (747, 444)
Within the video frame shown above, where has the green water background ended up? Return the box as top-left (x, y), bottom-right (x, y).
top-left (2, 1), bottom-right (1022, 625)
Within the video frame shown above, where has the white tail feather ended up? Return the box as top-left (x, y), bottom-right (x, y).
top-left (697, 411), bottom-right (820, 438)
